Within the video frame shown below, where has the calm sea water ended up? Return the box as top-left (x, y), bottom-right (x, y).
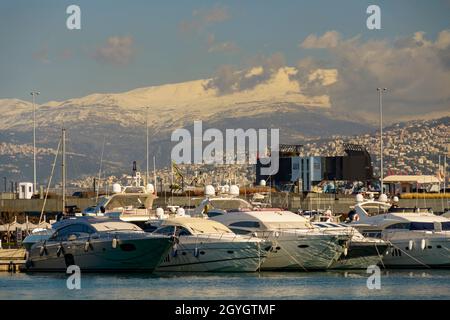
top-left (1, 270), bottom-right (449, 300)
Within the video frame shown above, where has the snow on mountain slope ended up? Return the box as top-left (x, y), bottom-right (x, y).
top-left (0, 67), bottom-right (336, 131)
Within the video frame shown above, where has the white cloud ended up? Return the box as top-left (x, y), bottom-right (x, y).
top-left (300, 31), bottom-right (340, 49)
top-left (179, 5), bottom-right (230, 34)
top-left (298, 30), bottom-right (450, 120)
top-left (94, 36), bottom-right (135, 65)
top-left (208, 41), bottom-right (239, 53)
top-left (206, 53), bottom-right (286, 94)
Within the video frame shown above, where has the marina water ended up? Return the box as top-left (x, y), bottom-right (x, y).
top-left (1, 270), bottom-right (449, 300)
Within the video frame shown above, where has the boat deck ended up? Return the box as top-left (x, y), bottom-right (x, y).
top-left (0, 249), bottom-right (26, 272)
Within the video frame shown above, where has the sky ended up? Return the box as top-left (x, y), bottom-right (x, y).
top-left (0, 0), bottom-right (450, 118)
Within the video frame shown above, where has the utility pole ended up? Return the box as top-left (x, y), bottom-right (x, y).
top-left (439, 154), bottom-right (441, 193)
top-left (377, 88), bottom-right (387, 194)
top-left (30, 91), bottom-right (40, 194)
top-left (153, 156), bottom-right (157, 196)
top-left (146, 107), bottom-right (149, 185)
top-left (61, 128), bottom-right (66, 215)
top-left (444, 155), bottom-right (447, 194)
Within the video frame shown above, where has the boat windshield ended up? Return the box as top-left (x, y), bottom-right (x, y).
top-left (92, 221), bottom-right (143, 232)
top-left (168, 220), bottom-right (233, 234)
top-left (263, 221), bottom-right (311, 230)
top-left (106, 195), bottom-right (151, 210)
top-left (188, 222), bottom-right (233, 234)
top-left (209, 199), bottom-right (252, 210)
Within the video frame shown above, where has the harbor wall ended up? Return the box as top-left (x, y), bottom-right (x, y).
top-left (0, 194), bottom-right (448, 215)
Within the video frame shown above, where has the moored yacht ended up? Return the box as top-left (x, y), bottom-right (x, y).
top-left (348, 194), bottom-right (450, 268)
top-left (210, 209), bottom-right (350, 270)
top-left (150, 216), bottom-right (271, 272)
top-left (195, 186), bottom-right (351, 271)
top-left (311, 221), bottom-right (388, 269)
top-left (25, 217), bottom-right (173, 272)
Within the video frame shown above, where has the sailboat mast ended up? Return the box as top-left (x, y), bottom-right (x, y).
top-left (61, 128), bottom-right (66, 215)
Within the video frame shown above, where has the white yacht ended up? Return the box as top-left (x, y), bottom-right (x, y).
top-left (194, 186), bottom-right (351, 271)
top-left (311, 221), bottom-right (388, 269)
top-left (150, 217), bottom-right (271, 272)
top-left (210, 209), bottom-right (350, 270)
top-left (25, 217), bottom-right (174, 272)
top-left (348, 195), bottom-right (450, 268)
top-left (82, 182), bottom-right (159, 228)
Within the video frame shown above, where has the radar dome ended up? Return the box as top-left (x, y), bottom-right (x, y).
top-left (112, 183), bottom-right (122, 193)
top-left (356, 194), bottom-right (364, 203)
top-left (176, 207), bottom-right (185, 216)
top-left (156, 207), bottom-right (164, 218)
top-left (205, 185), bottom-right (215, 196)
top-left (393, 196), bottom-right (399, 202)
top-left (379, 194), bottom-right (388, 202)
top-left (229, 185), bottom-right (240, 196)
top-left (146, 183), bottom-right (155, 193)
top-left (260, 180), bottom-right (266, 186)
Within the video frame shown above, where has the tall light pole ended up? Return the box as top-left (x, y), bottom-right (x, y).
top-left (377, 88), bottom-right (387, 194)
top-left (30, 91), bottom-right (40, 194)
top-left (146, 107), bottom-right (149, 184)
top-left (62, 128), bottom-right (66, 215)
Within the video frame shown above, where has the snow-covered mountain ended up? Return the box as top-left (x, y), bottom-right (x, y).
top-left (0, 66), bottom-right (374, 182)
top-left (0, 67), bottom-right (337, 131)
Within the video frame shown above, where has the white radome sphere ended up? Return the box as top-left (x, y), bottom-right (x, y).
top-left (176, 207), bottom-right (185, 216)
top-left (379, 194), bottom-right (388, 202)
top-left (146, 183), bottom-right (155, 193)
top-left (229, 185), bottom-right (240, 196)
top-left (156, 207), bottom-right (165, 218)
top-left (356, 194), bottom-right (364, 203)
top-left (112, 183), bottom-right (122, 193)
top-left (205, 185), bottom-right (215, 196)
top-left (393, 196), bottom-right (399, 202)
top-left (260, 180), bottom-right (266, 186)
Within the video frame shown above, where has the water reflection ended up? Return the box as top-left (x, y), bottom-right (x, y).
top-left (0, 270), bottom-right (449, 300)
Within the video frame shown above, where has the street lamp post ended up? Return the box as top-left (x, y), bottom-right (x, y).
top-left (146, 107), bottom-right (149, 185)
top-left (377, 88), bottom-right (387, 194)
top-left (30, 91), bottom-right (40, 194)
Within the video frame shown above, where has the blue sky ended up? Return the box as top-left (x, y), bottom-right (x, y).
top-left (1, 0), bottom-right (450, 103)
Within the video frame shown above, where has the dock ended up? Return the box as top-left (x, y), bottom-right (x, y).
top-left (0, 249), bottom-right (26, 272)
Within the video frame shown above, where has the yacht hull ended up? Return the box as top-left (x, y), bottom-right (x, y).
top-left (330, 241), bottom-right (388, 269)
top-left (156, 237), bottom-right (269, 272)
top-left (26, 237), bottom-right (173, 272)
top-left (260, 232), bottom-right (349, 271)
top-left (382, 237), bottom-right (450, 268)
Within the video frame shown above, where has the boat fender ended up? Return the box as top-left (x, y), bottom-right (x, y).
top-left (39, 241), bottom-right (48, 256)
top-left (194, 247), bottom-right (199, 257)
top-left (84, 240), bottom-right (93, 252)
top-left (408, 240), bottom-right (414, 251)
top-left (112, 238), bottom-right (118, 249)
top-left (343, 247), bottom-right (348, 257)
top-left (420, 239), bottom-right (426, 250)
top-left (56, 243), bottom-right (65, 257)
top-left (171, 243), bottom-right (178, 257)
